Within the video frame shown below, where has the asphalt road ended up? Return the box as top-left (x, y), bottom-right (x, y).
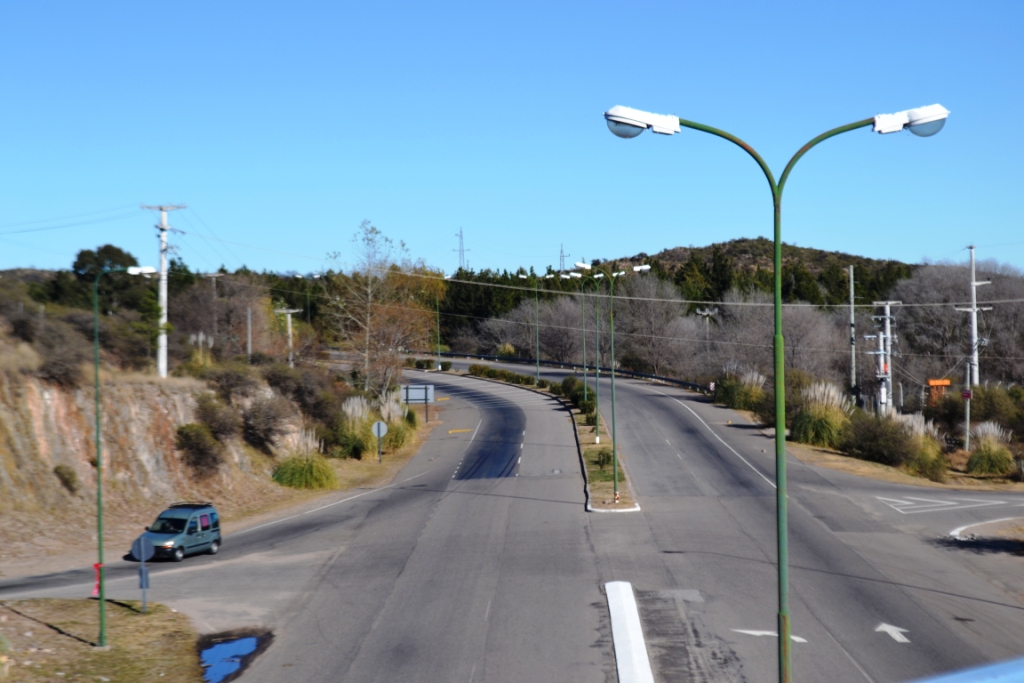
top-left (452, 359), bottom-right (1024, 682)
top-left (0, 373), bottom-right (614, 682)
top-left (7, 362), bottom-right (1024, 682)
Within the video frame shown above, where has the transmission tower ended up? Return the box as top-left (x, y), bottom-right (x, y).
top-left (559, 244), bottom-right (570, 273)
top-left (453, 228), bottom-right (470, 271)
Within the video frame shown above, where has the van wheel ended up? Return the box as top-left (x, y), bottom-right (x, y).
top-left (172, 546), bottom-right (185, 562)
top-left (208, 540), bottom-right (220, 555)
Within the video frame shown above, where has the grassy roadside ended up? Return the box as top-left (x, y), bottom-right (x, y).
top-left (0, 599), bottom-right (203, 682)
top-left (575, 412), bottom-right (636, 510)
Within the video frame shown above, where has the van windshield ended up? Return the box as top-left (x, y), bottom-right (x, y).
top-left (149, 517), bottom-right (186, 534)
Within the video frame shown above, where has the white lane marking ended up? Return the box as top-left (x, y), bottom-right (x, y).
top-left (676, 453), bottom-right (682, 460)
top-left (665, 438), bottom-right (671, 445)
top-left (520, 442), bottom-right (524, 449)
top-left (649, 389), bottom-right (776, 489)
top-left (877, 496), bottom-right (1007, 515)
top-left (950, 517), bottom-right (1020, 539)
top-left (518, 457), bottom-right (522, 464)
top-left (606, 582), bottom-right (656, 683)
top-left (469, 419), bottom-right (483, 442)
top-left (485, 598), bottom-right (492, 621)
top-left (731, 629), bottom-right (807, 643)
top-left (235, 472), bottom-right (431, 535)
top-left (523, 430), bottom-right (526, 436)
top-left (875, 623), bottom-right (910, 643)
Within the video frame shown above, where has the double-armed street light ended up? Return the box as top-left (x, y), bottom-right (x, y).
top-left (603, 101), bottom-right (949, 682)
top-left (92, 265), bottom-right (156, 647)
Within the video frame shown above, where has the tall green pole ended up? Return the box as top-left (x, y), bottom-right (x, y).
top-left (436, 295), bottom-right (442, 370)
top-left (580, 283), bottom-right (587, 402)
top-left (672, 115), bottom-right (874, 683)
top-left (93, 270), bottom-right (116, 648)
top-left (608, 274), bottom-right (619, 502)
top-left (594, 290), bottom-right (601, 443)
top-left (534, 280), bottom-right (540, 384)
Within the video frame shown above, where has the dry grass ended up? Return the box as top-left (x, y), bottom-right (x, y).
top-left (576, 409), bottom-right (636, 510)
top-left (0, 599), bottom-right (202, 682)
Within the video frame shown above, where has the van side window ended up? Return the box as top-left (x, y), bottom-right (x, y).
top-left (200, 514), bottom-right (210, 531)
top-left (187, 519), bottom-right (198, 534)
top-left (211, 512), bottom-right (220, 529)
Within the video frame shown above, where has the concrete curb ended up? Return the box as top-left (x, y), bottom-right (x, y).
top-left (605, 581), bottom-right (655, 683)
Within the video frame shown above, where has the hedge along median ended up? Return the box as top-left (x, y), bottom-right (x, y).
top-left (462, 364), bottom-right (638, 511)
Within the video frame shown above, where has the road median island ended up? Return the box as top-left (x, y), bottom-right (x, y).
top-left (0, 598), bottom-right (203, 682)
top-left (457, 365), bottom-right (639, 511)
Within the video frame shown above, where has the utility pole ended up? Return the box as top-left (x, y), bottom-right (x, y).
top-left (955, 246), bottom-right (992, 387)
top-left (696, 307), bottom-right (718, 360)
top-left (849, 266), bottom-right (857, 394)
top-left (142, 204), bottom-right (186, 378)
top-left (559, 244), bottom-right (570, 273)
top-left (965, 363), bottom-right (972, 451)
top-left (204, 273), bottom-right (225, 341)
top-left (246, 307), bottom-right (252, 363)
top-left (871, 301), bottom-right (901, 411)
top-left (275, 308), bottom-right (302, 368)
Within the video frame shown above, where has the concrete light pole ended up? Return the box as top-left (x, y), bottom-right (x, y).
top-left (956, 246), bottom-right (992, 386)
top-left (142, 204), bottom-right (186, 378)
top-left (275, 308), bottom-right (302, 368)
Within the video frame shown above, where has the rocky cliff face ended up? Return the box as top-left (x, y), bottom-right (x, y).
top-left (0, 371), bottom-right (299, 564)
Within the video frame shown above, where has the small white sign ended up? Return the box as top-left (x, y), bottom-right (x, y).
top-left (372, 421), bottom-right (388, 438)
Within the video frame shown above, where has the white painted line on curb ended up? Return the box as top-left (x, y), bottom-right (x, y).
top-left (606, 581), bottom-right (655, 683)
top-left (950, 517), bottom-right (1020, 539)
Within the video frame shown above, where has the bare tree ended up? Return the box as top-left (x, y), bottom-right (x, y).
top-left (616, 276), bottom-right (688, 375)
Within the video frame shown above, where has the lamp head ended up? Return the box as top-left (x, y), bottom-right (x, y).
top-left (569, 272), bottom-right (582, 278)
top-left (604, 105), bottom-right (680, 138)
top-left (518, 274), bottom-right (528, 280)
top-left (633, 264), bottom-right (651, 272)
top-left (544, 274), bottom-right (554, 279)
top-left (127, 266), bottom-right (157, 276)
top-left (574, 262), bottom-right (592, 270)
top-left (560, 274), bottom-right (571, 280)
top-left (873, 104), bottom-right (949, 136)
top-left (594, 273), bottom-right (605, 279)
top-left (612, 271), bottom-right (626, 277)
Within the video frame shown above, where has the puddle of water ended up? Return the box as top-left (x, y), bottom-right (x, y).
top-left (200, 635), bottom-right (260, 683)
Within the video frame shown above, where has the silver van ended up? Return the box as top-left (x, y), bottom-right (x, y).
top-left (137, 502), bottom-right (222, 562)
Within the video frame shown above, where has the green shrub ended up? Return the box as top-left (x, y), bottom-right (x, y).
top-left (405, 408), bottom-right (418, 427)
top-left (790, 404), bottom-right (849, 448)
top-left (549, 383), bottom-right (563, 396)
top-left (840, 412), bottom-right (916, 467)
top-left (440, 361), bottom-right (452, 372)
top-left (53, 464), bottom-right (79, 493)
top-left (384, 421), bottom-right (409, 450)
top-left (175, 423), bottom-right (224, 477)
top-left (523, 375), bottom-right (535, 386)
top-left (578, 399), bottom-right (595, 415)
top-left (195, 393), bottom-right (241, 441)
top-left (485, 367), bottom-right (500, 379)
top-left (262, 363), bottom-right (301, 396)
top-left (415, 359), bottom-right (430, 369)
top-left (561, 376), bottom-right (580, 397)
top-left (209, 364), bottom-right (259, 401)
top-left (967, 442), bottom-right (1014, 475)
top-left (497, 343), bottom-right (516, 358)
top-left (537, 379), bottom-right (549, 389)
top-left (405, 357), bottom-right (417, 368)
top-left (242, 396), bottom-right (293, 451)
top-left (468, 364), bottom-right (489, 377)
top-left (585, 412), bottom-right (598, 426)
top-left (907, 437), bottom-right (947, 483)
top-left (273, 454), bottom-right (338, 490)
top-left (595, 448), bottom-right (612, 470)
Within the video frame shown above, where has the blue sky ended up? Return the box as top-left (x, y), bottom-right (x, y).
top-left (1, 1), bottom-right (1021, 276)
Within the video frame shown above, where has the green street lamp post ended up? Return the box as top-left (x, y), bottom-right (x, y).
top-left (604, 102), bottom-right (949, 682)
top-left (92, 265), bottom-right (155, 648)
top-left (560, 273), bottom-right (589, 401)
top-left (518, 273), bottom-right (542, 383)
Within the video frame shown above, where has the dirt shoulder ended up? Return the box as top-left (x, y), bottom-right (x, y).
top-left (0, 405), bottom-right (440, 581)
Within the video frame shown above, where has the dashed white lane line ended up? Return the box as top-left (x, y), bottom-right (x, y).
top-left (647, 388), bottom-right (776, 490)
top-left (950, 517), bottom-right (1021, 539)
top-left (518, 457), bottom-right (522, 464)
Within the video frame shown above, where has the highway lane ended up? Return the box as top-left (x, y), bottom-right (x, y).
top-left (1, 373), bottom-right (611, 682)
top-left (451, 359), bottom-right (1024, 682)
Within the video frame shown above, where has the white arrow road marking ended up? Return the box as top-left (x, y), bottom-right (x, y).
top-left (876, 496), bottom-right (1007, 514)
top-left (731, 629), bottom-right (807, 643)
top-left (875, 623), bottom-right (910, 643)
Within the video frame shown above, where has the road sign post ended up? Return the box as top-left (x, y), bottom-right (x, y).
top-left (401, 385), bottom-right (435, 423)
top-left (372, 420), bottom-right (388, 463)
top-left (131, 536), bottom-right (155, 614)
